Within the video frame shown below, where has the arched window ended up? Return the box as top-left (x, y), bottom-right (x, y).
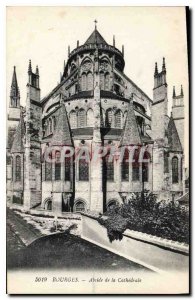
top-left (55, 151), bottom-right (61, 180)
top-left (65, 150), bottom-right (71, 181)
top-left (78, 109), bottom-right (86, 128)
top-left (104, 152), bottom-right (114, 181)
top-left (164, 151), bottom-right (169, 173)
top-left (106, 109), bottom-right (113, 128)
top-left (172, 156), bottom-right (179, 183)
top-left (74, 200), bottom-right (86, 212)
top-left (107, 199), bottom-right (118, 211)
top-left (70, 63), bottom-right (76, 73)
top-left (121, 148), bottom-right (129, 181)
top-left (100, 71), bottom-right (105, 90)
top-left (136, 116), bottom-right (144, 135)
top-left (45, 120), bottom-right (48, 135)
top-left (15, 155), bottom-right (21, 182)
top-left (45, 160), bottom-right (52, 181)
top-left (181, 158), bottom-right (183, 181)
top-left (142, 151), bottom-right (150, 182)
top-left (132, 148), bottom-right (140, 181)
top-left (105, 72), bottom-right (110, 91)
top-left (115, 110), bottom-right (122, 128)
top-left (69, 110), bottom-right (77, 128)
top-left (87, 72), bottom-right (93, 90)
top-left (45, 198), bottom-right (52, 211)
top-left (81, 73), bottom-right (87, 91)
top-left (87, 109), bottom-right (94, 127)
top-left (78, 158), bottom-right (89, 181)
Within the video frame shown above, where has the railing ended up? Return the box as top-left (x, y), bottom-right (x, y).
top-left (69, 43), bottom-right (123, 59)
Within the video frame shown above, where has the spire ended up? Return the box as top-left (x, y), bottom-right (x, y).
top-left (68, 46), bottom-right (70, 57)
top-left (167, 115), bottom-right (182, 152)
top-left (181, 85), bottom-right (184, 97)
top-left (119, 100), bottom-right (141, 147)
top-left (162, 57), bottom-right (166, 72)
top-left (51, 102), bottom-right (73, 147)
top-left (94, 19), bottom-right (97, 31)
top-left (122, 45), bottom-right (124, 56)
top-left (173, 86), bottom-right (176, 98)
top-left (10, 66), bottom-right (20, 107)
top-left (77, 40), bottom-right (79, 47)
top-left (11, 110), bottom-right (25, 153)
top-left (28, 59), bottom-right (32, 73)
top-left (113, 35), bottom-right (115, 47)
top-left (154, 62), bottom-right (158, 76)
top-left (36, 65), bottom-right (39, 75)
top-left (64, 60), bottom-right (66, 70)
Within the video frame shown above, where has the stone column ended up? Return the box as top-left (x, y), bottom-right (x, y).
top-left (90, 83), bottom-right (104, 213)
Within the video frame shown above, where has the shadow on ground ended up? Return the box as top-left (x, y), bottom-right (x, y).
top-left (7, 226), bottom-right (150, 271)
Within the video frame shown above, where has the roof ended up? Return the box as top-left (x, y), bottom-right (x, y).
top-left (85, 29), bottom-right (108, 45)
top-left (11, 111), bottom-right (25, 153)
top-left (51, 103), bottom-right (73, 146)
top-left (10, 66), bottom-right (20, 99)
top-left (167, 116), bottom-right (183, 152)
top-left (119, 101), bottom-right (141, 146)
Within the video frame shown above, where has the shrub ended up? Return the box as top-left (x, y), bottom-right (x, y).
top-left (98, 191), bottom-right (189, 244)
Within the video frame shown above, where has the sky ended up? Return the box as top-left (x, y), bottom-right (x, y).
top-left (6, 6), bottom-right (189, 165)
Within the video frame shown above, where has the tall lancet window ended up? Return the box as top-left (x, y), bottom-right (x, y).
top-left (121, 148), bottom-right (129, 181)
top-left (15, 155), bottom-right (21, 182)
top-left (78, 158), bottom-right (89, 181)
top-left (65, 150), bottom-right (71, 181)
top-left (55, 151), bottom-right (61, 181)
top-left (181, 158), bottom-right (183, 181)
top-left (142, 151), bottom-right (150, 182)
top-left (132, 149), bottom-right (140, 181)
top-left (87, 72), bottom-right (93, 90)
top-left (69, 110), bottom-right (77, 128)
top-left (78, 109), bottom-right (86, 128)
top-left (172, 156), bottom-right (179, 183)
top-left (81, 73), bottom-right (87, 91)
top-left (106, 109), bottom-right (113, 127)
top-left (105, 152), bottom-right (114, 181)
top-left (115, 110), bottom-right (122, 128)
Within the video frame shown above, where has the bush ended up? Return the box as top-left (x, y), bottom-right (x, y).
top-left (98, 191), bottom-right (189, 244)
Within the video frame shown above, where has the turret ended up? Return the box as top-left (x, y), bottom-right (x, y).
top-left (172, 85), bottom-right (185, 149)
top-left (27, 60), bottom-right (40, 102)
top-left (10, 66), bottom-right (20, 108)
top-left (154, 57), bottom-right (167, 89)
top-left (152, 57), bottom-right (168, 141)
top-left (24, 60), bottom-right (42, 210)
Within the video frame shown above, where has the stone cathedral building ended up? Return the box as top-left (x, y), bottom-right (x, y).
top-left (6, 25), bottom-right (185, 214)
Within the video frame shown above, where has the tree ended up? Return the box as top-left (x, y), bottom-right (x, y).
top-left (98, 191), bottom-right (189, 244)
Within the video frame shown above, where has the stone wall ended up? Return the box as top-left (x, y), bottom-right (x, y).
top-left (81, 213), bottom-right (189, 273)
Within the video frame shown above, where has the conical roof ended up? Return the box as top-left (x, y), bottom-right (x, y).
top-left (119, 101), bottom-right (141, 147)
top-left (167, 116), bottom-right (182, 152)
top-left (85, 29), bottom-right (108, 45)
top-left (10, 66), bottom-right (20, 99)
top-left (11, 111), bottom-right (25, 153)
top-left (51, 103), bottom-right (73, 146)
